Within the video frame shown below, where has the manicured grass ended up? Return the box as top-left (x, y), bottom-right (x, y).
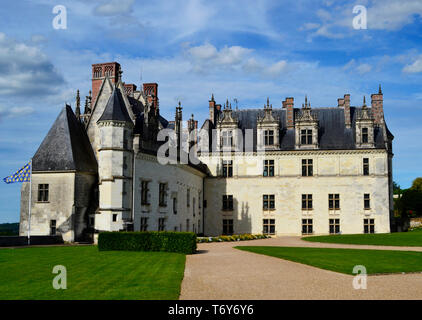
top-left (236, 246), bottom-right (422, 275)
top-left (0, 245), bottom-right (186, 300)
top-left (302, 228), bottom-right (422, 247)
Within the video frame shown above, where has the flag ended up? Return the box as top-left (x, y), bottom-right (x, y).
top-left (3, 162), bottom-right (31, 184)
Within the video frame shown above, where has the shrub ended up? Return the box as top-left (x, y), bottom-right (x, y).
top-left (98, 231), bottom-right (197, 254)
top-left (196, 234), bottom-right (269, 243)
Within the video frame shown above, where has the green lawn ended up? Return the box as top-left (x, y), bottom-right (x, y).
top-left (236, 246), bottom-right (422, 275)
top-left (0, 245), bottom-right (186, 300)
top-left (302, 228), bottom-right (422, 247)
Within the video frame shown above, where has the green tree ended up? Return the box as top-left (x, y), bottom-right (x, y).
top-left (411, 177), bottom-right (422, 192)
top-left (393, 181), bottom-right (401, 194)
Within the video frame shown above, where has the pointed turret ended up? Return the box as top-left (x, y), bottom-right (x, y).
top-left (97, 87), bottom-right (132, 123)
top-left (32, 104), bottom-right (97, 172)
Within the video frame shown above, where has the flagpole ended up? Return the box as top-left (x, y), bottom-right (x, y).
top-left (27, 159), bottom-right (32, 246)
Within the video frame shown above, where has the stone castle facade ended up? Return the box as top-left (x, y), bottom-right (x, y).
top-left (19, 62), bottom-right (394, 242)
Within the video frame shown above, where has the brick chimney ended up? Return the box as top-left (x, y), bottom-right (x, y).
top-left (371, 85), bottom-right (384, 125)
top-left (283, 97), bottom-right (294, 129)
top-left (337, 98), bottom-right (345, 107)
top-left (209, 94), bottom-right (216, 124)
top-left (143, 83), bottom-right (158, 113)
top-left (91, 62), bottom-right (121, 106)
top-left (343, 94), bottom-right (351, 128)
top-left (124, 83), bottom-right (137, 96)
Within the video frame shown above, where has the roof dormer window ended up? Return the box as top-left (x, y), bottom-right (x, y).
top-left (222, 130), bottom-right (233, 147)
top-left (300, 129), bottom-right (313, 145)
top-left (264, 130), bottom-right (274, 146)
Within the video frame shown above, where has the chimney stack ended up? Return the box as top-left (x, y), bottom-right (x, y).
top-left (91, 62), bottom-right (121, 106)
top-left (283, 97), bottom-right (294, 129)
top-left (209, 94), bottom-right (216, 124)
top-left (143, 83), bottom-right (159, 114)
top-left (371, 85), bottom-right (384, 125)
top-left (124, 84), bottom-right (137, 96)
top-left (343, 94), bottom-right (351, 128)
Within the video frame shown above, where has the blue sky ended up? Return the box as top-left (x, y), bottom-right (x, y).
top-left (0, 0), bottom-right (422, 222)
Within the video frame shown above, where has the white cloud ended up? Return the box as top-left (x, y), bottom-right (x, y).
top-left (0, 33), bottom-right (64, 97)
top-left (265, 60), bottom-right (288, 77)
top-left (343, 59), bottom-right (372, 75)
top-left (356, 63), bottom-right (372, 74)
top-left (93, 0), bottom-right (135, 16)
top-left (367, 0), bottom-right (422, 31)
top-left (403, 55), bottom-right (422, 73)
top-left (0, 106), bottom-right (34, 121)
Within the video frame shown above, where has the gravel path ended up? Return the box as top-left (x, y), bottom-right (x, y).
top-left (179, 237), bottom-right (422, 300)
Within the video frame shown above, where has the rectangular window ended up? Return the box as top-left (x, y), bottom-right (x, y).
top-left (222, 131), bottom-right (233, 147)
top-left (329, 219), bottom-right (340, 234)
top-left (222, 219), bottom-right (234, 235)
top-left (222, 195), bottom-right (233, 210)
top-left (302, 159), bottom-right (313, 177)
top-left (363, 158), bottom-right (369, 176)
top-left (158, 218), bottom-right (165, 231)
top-left (364, 194), bottom-right (370, 210)
top-left (362, 128), bottom-right (369, 143)
top-left (159, 183), bottom-right (167, 207)
top-left (186, 219), bottom-right (190, 232)
top-left (187, 188), bottom-right (190, 207)
top-left (364, 218), bottom-right (375, 234)
top-left (263, 219), bottom-right (275, 235)
top-left (301, 129), bottom-right (313, 145)
top-left (141, 181), bottom-right (149, 205)
top-left (263, 160), bottom-right (274, 177)
top-left (263, 194), bottom-right (275, 210)
top-left (302, 219), bottom-right (313, 234)
top-left (264, 130), bottom-right (274, 146)
top-left (37, 184), bottom-right (49, 202)
top-left (222, 160), bottom-right (233, 177)
top-left (50, 220), bottom-right (56, 236)
top-left (173, 197), bottom-right (177, 214)
top-left (140, 217), bottom-right (148, 231)
top-left (328, 194), bottom-right (340, 210)
top-left (302, 194), bottom-right (313, 210)
top-left (112, 214), bottom-right (118, 222)
top-left (193, 197), bottom-right (196, 216)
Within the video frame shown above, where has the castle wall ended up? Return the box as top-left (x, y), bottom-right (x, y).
top-left (133, 153), bottom-right (205, 233)
top-left (200, 149), bottom-right (391, 236)
top-left (20, 172), bottom-right (76, 242)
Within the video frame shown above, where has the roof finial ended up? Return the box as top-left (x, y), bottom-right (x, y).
top-left (267, 97), bottom-right (269, 108)
top-left (211, 93), bottom-right (214, 101)
top-left (75, 90), bottom-right (81, 118)
top-left (379, 84), bottom-right (382, 94)
top-left (76, 90), bottom-right (80, 108)
top-left (363, 95), bottom-right (367, 107)
top-left (303, 95), bottom-right (309, 108)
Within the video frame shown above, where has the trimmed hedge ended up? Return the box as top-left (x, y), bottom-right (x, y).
top-left (98, 231), bottom-right (197, 254)
top-left (197, 234), bottom-right (270, 243)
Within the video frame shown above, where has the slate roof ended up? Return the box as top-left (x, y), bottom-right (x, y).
top-left (32, 105), bottom-right (98, 172)
top-left (97, 87), bottom-right (132, 123)
top-left (206, 106), bottom-right (389, 151)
